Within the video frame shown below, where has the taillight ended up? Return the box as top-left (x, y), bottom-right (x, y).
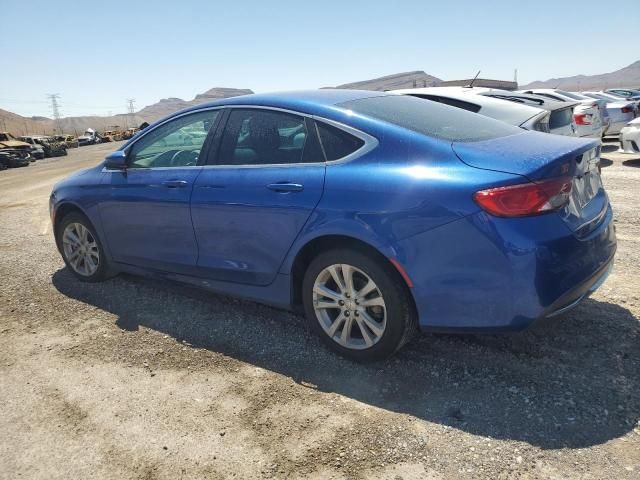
top-left (622, 106), bottom-right (633, 114)
top-left (474, 177), bottom-right (572, 218)
top-left (574, 113), bottom-right (592, 125)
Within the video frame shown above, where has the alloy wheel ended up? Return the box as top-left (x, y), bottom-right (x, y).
top-left (62, 222), bottom-right (100, 277)
top-left (312, 263), bottom-right (387, 350)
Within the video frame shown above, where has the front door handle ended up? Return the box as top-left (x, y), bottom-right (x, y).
top-left (163, 180), bottom-right (189, 188)
top-left (266, 182), bottom-right (304, 193)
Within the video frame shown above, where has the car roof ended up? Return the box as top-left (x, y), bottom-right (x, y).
top-left (180, 89), bottom-right (389, 115)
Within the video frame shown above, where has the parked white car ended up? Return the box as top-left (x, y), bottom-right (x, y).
top-left (589, 91), bottom-right (640, 113)
top-left (465, 88), bottom-right (579, 137)
top-left (618, 117), bottom-right (640, 154)
top-left (392, 87), bottom-right (579, 137)
top-left (392, 87), bottom-right (552, 132)
top-left (519, 89), bottom-right (605, 139)
top-left (580, 92), bottom-right (637, 136)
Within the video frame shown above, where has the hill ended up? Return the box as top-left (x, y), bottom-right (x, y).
top-left (521, 60), bottom-right (640, 91)
top-left (0, 87), bottom-right (253, 136)
top-left (0, 109), bottom-right (52, 137)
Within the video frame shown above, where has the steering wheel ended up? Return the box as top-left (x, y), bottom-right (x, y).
top-left (170, 149), bottom-right (199, 167)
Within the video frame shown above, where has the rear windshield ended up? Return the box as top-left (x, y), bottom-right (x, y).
top-left (549, 108), bottom-right (574, 129)
top-left (338, 95), bottom-right (521, 142)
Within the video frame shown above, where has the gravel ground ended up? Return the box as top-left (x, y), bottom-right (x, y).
top-left (0, 141), bottom-right (638, 479)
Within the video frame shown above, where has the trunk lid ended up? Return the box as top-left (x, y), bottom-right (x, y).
top-left (453, 131), bottom-right (607, 236)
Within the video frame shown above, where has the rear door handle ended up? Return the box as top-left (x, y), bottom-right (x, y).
top-left (163, 180), bottom-right (189, 188)
top-left (266, 182), bottom-right (304, 193)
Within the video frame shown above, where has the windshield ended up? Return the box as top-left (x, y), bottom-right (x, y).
top-left (338, 95), bottom-right (522, 142)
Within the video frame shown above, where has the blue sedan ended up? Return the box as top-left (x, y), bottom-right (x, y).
top-left (50, 90), bottom-right (616, 361)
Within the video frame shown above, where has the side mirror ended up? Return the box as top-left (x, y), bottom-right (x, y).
top-left (104, 150), bottom-right (127, 170)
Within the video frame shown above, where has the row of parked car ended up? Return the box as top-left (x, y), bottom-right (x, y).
top-left (391, 86), bottom-right (640, 153)
top-left (0, 132), bottom-right (77, 170)
top-left (0, 124), bottom-right (144, 171)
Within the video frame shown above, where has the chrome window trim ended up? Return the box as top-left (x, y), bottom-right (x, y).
top-left (103, 107), bottom-right (225, 172)
top-left (311, 115), bottom-right (378, 165)
top-left (124, 106), bottom-right (224, 153)
top-left (204, 105), bottom-right (378, 169)
top-left (102, 104), bottom-right (378, 172)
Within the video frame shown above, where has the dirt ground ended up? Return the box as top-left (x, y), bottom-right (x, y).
top-left (0, 141), bottom-right (638, 480)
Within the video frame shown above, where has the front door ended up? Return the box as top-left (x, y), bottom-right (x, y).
top-left (191, 108), bottom-right (326, 285)
top-left (99, 109), bottom-right (221, 274)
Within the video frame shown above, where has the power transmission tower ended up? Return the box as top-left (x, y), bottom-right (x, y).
top-left (47, 93), bottom-right (62, 133)
top-left (127, 99), bottom-right (136, 128)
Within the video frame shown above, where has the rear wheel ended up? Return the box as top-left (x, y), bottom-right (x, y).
top-left (57, 212), bottom-right (109, 282)
top-left (302, 249), bottom-right (417, 361)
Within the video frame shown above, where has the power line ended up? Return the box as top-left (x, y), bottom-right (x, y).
top-left (47, 93), bottom-right (62, 132)
top-left (127, 98), bottom-right (136, 128)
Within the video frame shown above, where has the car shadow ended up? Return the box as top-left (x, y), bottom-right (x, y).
top-left (52, 268), bottom-right (639, 450)
top-left (601, 144), bottom-right (619, 154)
top-left (599, 158), bottom-right (614, 168)
top-left (622, 158), bottom-right (640, 167)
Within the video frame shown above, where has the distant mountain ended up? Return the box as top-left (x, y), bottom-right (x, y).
top-left (521, 60), bottom-right (640, 91)
top-left (333, 70), bottom-right (441, 91)
top-left (0, 87), bottom-right (253, 136)
top-left (137, 87), bottom-right (253, 120)
top-left (3, 62), bottom-right (640, 137)
top-left (0, 108), bottom-right (52, 136)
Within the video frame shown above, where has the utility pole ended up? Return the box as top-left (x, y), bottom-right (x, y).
top-left (127, 99), bottom-right (136, 129)
top-left (47, 93), bottom-right (62, 133)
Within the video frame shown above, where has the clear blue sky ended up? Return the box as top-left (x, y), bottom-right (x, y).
top-left (1, 0), bottom-right (636, 118)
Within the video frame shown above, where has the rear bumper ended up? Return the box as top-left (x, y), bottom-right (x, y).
top-left (618, 126), bottom-right (640, 153)
top-left (544, 253), bottom-right (614, 318)
top-left (397, 204), bottom-right (616, 332)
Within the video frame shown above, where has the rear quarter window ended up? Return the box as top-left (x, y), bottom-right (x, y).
top-left (316, 122), bottom-right (365, 160)
top-left (339, 95), bottom-right (521, 142)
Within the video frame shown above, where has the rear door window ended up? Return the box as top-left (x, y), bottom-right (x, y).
top-left (217, 109), bottom-right (321, 165)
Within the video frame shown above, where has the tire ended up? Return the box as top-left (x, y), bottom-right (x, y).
top-left (302, 248), bottom-right (417, 362)
top-left (56, 212), bottom-right (110, 282)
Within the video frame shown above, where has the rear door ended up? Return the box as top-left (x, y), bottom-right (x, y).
top-left (191, 107), bottom-right (326, 285)
top-left (99, 109), bottom-right (221, 274)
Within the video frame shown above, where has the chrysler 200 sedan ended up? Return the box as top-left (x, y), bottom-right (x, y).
top-left (50, 90), bottom-right (616, 361)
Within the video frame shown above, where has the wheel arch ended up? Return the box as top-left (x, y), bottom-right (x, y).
top-left (288, 233), bottom-right (414, 310)
top-left (52, 202), bottom-right (104, 256)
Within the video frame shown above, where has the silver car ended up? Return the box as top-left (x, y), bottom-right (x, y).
top-left (519, 89), bottom-right (606, 139)
top-left (581, 92), bottom-right (637, 136)
top-left (391, 87), bottom-right (552, 132)
top-left (618, 117), bottom-right (640, 154)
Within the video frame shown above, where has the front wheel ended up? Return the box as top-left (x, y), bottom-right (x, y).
top-left (302, 249), bottom-right (417, 362)
top-left (57, 212), bottom-right (109, 282)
